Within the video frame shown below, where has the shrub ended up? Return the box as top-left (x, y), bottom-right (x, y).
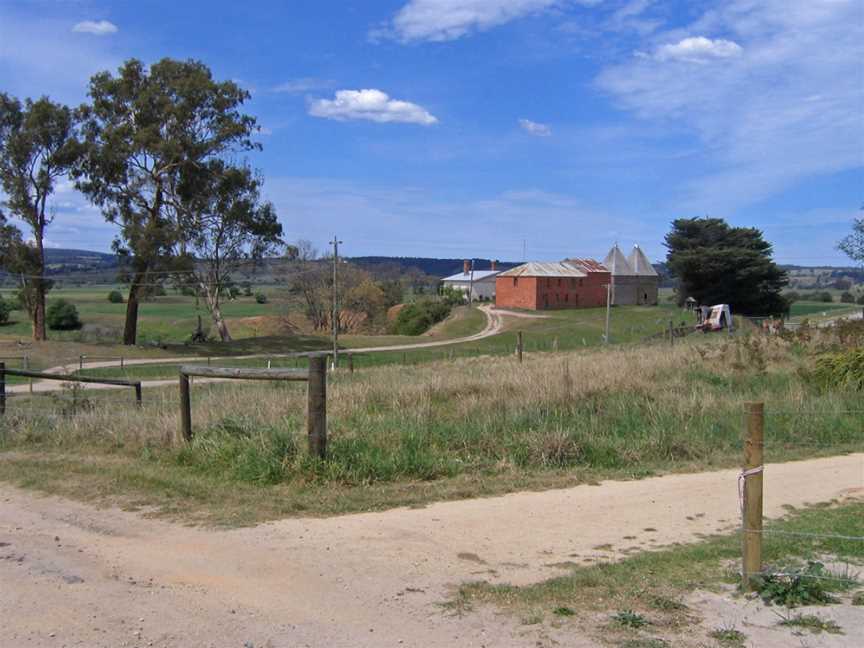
top-left (858, 294), bottom-right (864, 305)
top-left (107, 290), bottom-right (124, 304)
top-left (254, 292), bottom-right (268, 304)
top-left (241, 281), bottom-right (253, 297)
top-left (818, 291), bottom-right (833, 303)
top-left (46, 299), bottom-right (82, 330)
top-left (439, 285), bottom-right (466, 307)
top-left (752, 562), bottom-right (849, 607)
top-left (393, 300), bottom-right (451, 335)
top-left (810, 348), bottom-right (864, 391)
top-left (0, 295), bottom-right (11, 324)
top-left (840, 291), bottom-right (854, 303)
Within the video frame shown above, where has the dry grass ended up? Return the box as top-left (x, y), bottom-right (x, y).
top-left (0, 328), bottom-right (861, 523)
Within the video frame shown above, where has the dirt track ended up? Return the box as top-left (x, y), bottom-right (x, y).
top-left (9, 306), bottom-right (506, 395)
top-left (1, 453), bottom-right (861, 647)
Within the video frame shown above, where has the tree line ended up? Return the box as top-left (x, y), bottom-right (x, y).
top-left (0, 58), bottom-right (282, 344)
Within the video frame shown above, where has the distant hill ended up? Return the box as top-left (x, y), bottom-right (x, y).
top-left (347, 256), bottom-right (520, 278)
top-left (44, 248), bottom-right (118, 274)
top-left (5, 249), bottom-right (858, 289)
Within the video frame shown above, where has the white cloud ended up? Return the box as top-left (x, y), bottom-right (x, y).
top-left (273, 77), bottom-right (335, 94)
top-left (519, 118), bottom-right (552, 137)
top-left (308, 89), bottom-right (438, 125)
top-left (380, 0), bottom-right (601, 43)
top-left (72, 20), bottom-right (118, 36)
top-left (597, 0), bottom-right (864, 213)
top-left (652, 36), bottom-right (742, 62)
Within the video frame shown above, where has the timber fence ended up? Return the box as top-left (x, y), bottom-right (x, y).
top-left (0, 361), bottom-right (142, 415)
top-left (738, 401), bottom-right (864, 592)
top-left (176, 356), bottom-right (328, 458)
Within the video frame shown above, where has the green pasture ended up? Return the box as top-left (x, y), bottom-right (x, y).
top-left (74, 304), bottom-right (688, 381)
top-left (0, 285), bottom-right (286, 343)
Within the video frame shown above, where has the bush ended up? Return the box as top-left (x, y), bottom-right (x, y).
top-left (241, 281), bottom-right (253, 297)
top-left (0, 295), bottom-right (11, 324)
top-left (858, 294), bottom-right (864, 305)
top-left (46, 299), bottom-right (82, 330)
top-left (393, 300), bottom-right (451, 335)
top-left (439, 285), bottom-right (466, 306)
top-left (811, 348), bottom-right (864, 391)
top-left (107, 290), bottom-right (124, 304)
top-left (840, 291), bottom-right (855, 303)
top-left (818, 291), bottom-right (833, 303)
top-left (254, 292), bottom-right (268, 304)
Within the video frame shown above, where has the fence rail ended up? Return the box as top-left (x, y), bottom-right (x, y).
top-left (0, 361), bottom-right (142, 415)
top-left (177, 356), bottom-right (328, 457)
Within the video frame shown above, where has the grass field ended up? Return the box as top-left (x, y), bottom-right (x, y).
top-left (0, 285), bottom-right (287, 344)
top-left (0, 322), bottom-right (860, 525)
top-left (65, 304), bottom-right (688, 381)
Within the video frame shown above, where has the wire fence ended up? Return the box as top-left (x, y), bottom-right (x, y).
top-left (737, 402), bottom-right (864, 592)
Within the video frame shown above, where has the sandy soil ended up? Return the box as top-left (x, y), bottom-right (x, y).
top-left (1, 453), bottom-right (861, 647)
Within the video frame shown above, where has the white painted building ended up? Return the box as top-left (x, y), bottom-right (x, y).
top-left (441, 260), bottom-right (501, 302)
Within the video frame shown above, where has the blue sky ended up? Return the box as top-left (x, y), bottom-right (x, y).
top-left (0, 0), bottom-right (862, 266)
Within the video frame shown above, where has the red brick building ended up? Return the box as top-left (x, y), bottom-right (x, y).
top-left (495, 260), bottom-right (611, 310)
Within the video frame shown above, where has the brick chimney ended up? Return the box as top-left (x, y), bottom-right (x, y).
top-left (463, 259), bottom-right (471, 275)
top-left (490, 259), bottom-right (498, 271)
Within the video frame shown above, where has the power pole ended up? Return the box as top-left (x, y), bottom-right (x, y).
top-left (468, 259), bottom-right (475, 307)
top-left (330, 235), bottom-right (343, 368)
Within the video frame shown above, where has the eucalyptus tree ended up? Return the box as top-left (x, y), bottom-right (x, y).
top-left (838, 218), bottom-right (864, 266)
top-left (0, 94), bottom-right (81, 340)
top-left (75, 58), bottom-right (259, 345)
top-left (178, 160), bottom-right (282, 341)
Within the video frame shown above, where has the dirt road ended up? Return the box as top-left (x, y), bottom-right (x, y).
top-left (1, 453), bottom-right (861, 647)
top-left (9, 306), bottom-right (507, 395)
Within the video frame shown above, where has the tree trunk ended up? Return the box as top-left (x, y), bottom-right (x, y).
top-left (212, 303), bottom-right (232, 342)
top-left (123, 273), bottom-right (145, 345)
top-left (32, 281), bottom-right (47, 341)
top-left (202, 282), bottom-right (232, 342)
top-left (32, 229), bottom-right (47, 341)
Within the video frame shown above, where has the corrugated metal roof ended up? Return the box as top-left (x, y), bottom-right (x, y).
top-left (498, 262), bottom-right (587, 278)
top-left (627, 245), bottom-right (658, 277)
top-left (564, 258), bottom-right (609, 274)
top-left (441, 269), bottom-right (501, 282)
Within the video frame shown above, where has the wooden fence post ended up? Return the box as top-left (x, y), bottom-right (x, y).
top-left (307, 355), bottom-right (327, 459)
top-left (134, 382), bottom-right (142, 407)
top-left (552, 336), bottom-right (558, 353)
top-left (179, 371), bottom-right (192, 442)
top-left (742, 401), bottom-right (764, 591)
top-left (0, 362), bottom-right (5, 417)
top-left (347, 353), bottom-right (354, 374)
top-left (669, 320), bottom-right (674, 346)
top-left (516, 331), bottom-right (523, 363)
top-left (79, 354), bottom-right (85, 371)
top-left (25, 355), bottom-right (32, 394)
top-left (120, 356), bottom-right (125, 370)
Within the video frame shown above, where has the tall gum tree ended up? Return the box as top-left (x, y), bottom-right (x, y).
top-left (0, 94), bottom-right (81, 340)
top-left (75, 58), bottom-right (258, 345)
top-left (178, 160), bottom-right (282, 342)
